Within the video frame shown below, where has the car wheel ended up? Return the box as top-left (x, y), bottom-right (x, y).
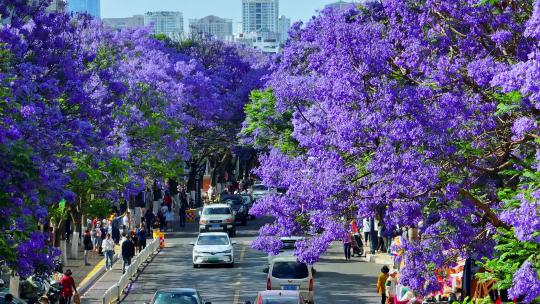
top-left (193, 264), bottom-right (199, 268)
top-left (228, 262), bottom-right (235, 268)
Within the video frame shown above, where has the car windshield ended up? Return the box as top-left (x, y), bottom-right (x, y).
top-left (281, 240), bottom-right (297, 250)
top-left (222, 198), bottom-right (243, 206)
top-left (253, 185), bottom-right (268, 191)
top-left (263, 298), bottom-right (299, 304)
top-left (153, 292), bottom-right (199, 304)
top-left (203, 207), bottom-right (231, 215)
top-left (197, 235), bottom-right (230, 245)
top-left (272, 262), bottom-right (309, 279)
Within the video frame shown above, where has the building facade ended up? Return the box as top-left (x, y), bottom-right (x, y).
top-left (189, 15), bottom-right (233, 41)
top-left (68, 0), bottom-right (100, 18)
top-left (325, 1), bottom-right (357, 10)
top-left (103, 15), bottom-right (144, 30)
top-left (242, 0), bottom-right (279, 34)
top-left (47, 0), bottom-right (67, 12)
top-left (144, 11), bottom-right (184, 41)
top-left (277, 15), bottom-right (290, 43)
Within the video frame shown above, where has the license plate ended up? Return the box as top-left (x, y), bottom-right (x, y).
top-left (206, 256), bottom-right (219, 262)
top-left (210, 224), bottom-right (221, 230)
top-left (282, 285), bottom-right (298, 290)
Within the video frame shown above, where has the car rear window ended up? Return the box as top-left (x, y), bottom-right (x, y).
top-left (153, 292), bottom-right (198, 304)
top-left (263, 298), bottom-right (299, 304)
top-left (272, 261), bottom-right (309, 279)
top-left (203, 207), bottom-right (231, 215)
top-left (253, 185), bottom-right (268, 191)
top-left (281, 240), bottom-right (297, 250)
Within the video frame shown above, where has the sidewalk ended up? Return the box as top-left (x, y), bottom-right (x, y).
top-left (80, 253), bottom-right (125, 304)
top-left (65, 247), bottom-right (107, 290)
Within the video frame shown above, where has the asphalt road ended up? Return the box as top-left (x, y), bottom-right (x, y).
top-left (120, 217), bottom-right (381, 304)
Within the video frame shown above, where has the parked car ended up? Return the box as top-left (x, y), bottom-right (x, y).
top-left (220, 195), bottom-right (248, 226)
top-left (146, 288), bottom-right (211, 304)
top-left (245, 290), bottom-right (305, 304)
top-left (191, 232), bottom-right (236, 268)
top-left (266, 257), bottom-right (314, 304)
top-left (199, 204), bottom-right (236, 237)
top-left (240, 194), bottom-right (255, 219)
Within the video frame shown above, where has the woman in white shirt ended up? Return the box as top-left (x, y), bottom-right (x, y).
top-left (102, 233), bottom-right (115, 271)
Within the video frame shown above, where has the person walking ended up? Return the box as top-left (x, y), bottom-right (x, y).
top-left (121, 235), bottom-right (135, 274)
top-left (102, 233), bottom-right (115, 271)
top-left (342, 231), bottom-right (352, 261)
top-left (136, 223), bottom-right (147, 251)
top-left (178, 188), bottom-right (187, 228)
top-left (122, 211), bottom-right (130, 231)
top-left (363, 218), bottom-right (371, 245)
top-left (377, 266), bottom-right (390, 304)
top-left (82, 229), bottom-right (92, 266)
top-left (385, 269), bottom-right (399, 304)
top-left (144, 209), bottom-right (155, 236)
top-left (165, 207), bottom-right (174, 232)
top-left (60, 269), bottom-right (78, 304)
top-left (90, 225), bottom-right (97, 252)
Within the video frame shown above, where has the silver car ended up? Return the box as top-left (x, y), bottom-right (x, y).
top-left (267, 257), bottom-right (314, 304)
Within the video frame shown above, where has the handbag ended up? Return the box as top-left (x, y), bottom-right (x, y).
top-left (73, 293), bottom-right (81, 304)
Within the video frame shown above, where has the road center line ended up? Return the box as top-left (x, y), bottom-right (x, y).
top-left (233, 245), bottom-right (247, 303)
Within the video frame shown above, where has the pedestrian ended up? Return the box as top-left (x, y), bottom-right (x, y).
top-left (131, 230), bottom-right (139, 254)
top-left (99, 222), bottom-right (106, 255)
top-left (178, 187), bottom-right (187, 227)
top-left (163, 190), bottom-right (173, 211)
top-left (385, 269), bottom-right (399, 304)
top-left (363, 218), bottom-right (370, 244)
top-left (90, 224), bottom-right (98, 252)
top-left (121, 235), bottom-right (135, 274)
top-left (152, 180), bottom-right (162, 216)
top-left (152, 217), bottom-right (161, 233)
top-left (342, 231), bottom-right (352, 261)
top-left (136, 223), bottom-right (147, 251)
top-left (165, 207), bottom-right (174, 231)
top-left (59, 269), bottom-right (78, 304)
top-left (102, 233), bottom-right (115, 271)
top-left (82, 229), bottom-right (92, 266)
top-left (377, 266), bottom-right (390, 304)
top-left (377, 221), bottom-right (386, 253)
top-left (144, 208), bottom-right (155, 236)
top-left (122, 211), bottom-right (130, 230)
top-left (4, 294), bottom-right (14, 304)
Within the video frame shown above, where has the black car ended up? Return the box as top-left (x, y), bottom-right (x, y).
top-left (220, 195), bottom-right (248, 226)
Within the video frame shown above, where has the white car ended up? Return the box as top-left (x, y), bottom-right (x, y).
top-left (252, 183), bottom-right (275, 201)
top-left (267, 236), bottom-right (305, 266)
top-left (191, 232), bottom-right (236, 268)
top-left (199, 204), bottom-right (236, 237)
top-left (267, 256), bottom-right (314, 304)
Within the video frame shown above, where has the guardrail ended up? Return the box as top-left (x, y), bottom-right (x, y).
top-left (102, 238), bottom-right (160, 304)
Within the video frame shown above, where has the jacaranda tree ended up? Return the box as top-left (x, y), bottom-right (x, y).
top-left (247, 1), bottom-right (540, 301)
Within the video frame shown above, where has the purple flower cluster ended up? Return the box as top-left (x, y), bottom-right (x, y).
top-left (508, 261), bottom-right (540, 303)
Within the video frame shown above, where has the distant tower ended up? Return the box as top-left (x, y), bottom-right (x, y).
top-left (189, 15), bottom-right (234, 41)
top-left (68, 0), bottom-right (100, 18)
top-left (144, 11), bottom-right (184, 41)
top-left (277, 15), bottom-right (290, 43)
top-left (242, 0), bottom-right (279, 34)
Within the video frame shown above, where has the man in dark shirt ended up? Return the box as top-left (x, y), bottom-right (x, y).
top-left (121, 235), bottom-right (135, 274)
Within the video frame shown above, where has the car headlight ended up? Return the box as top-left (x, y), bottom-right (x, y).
top-left (200, 219), bottom-right (207, 224)
top-left (221, 249), bottom-right (232, 254)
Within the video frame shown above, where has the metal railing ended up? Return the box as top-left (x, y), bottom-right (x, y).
top-left (102, 238), bottom-right (160, 304)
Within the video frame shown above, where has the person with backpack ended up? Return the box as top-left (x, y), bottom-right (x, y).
top-left (82, 229), bottom-right (92, 266)
top-left (121, 235), bottom-right (135, 274)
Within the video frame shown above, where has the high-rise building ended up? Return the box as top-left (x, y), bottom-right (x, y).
top-left (47, 0), bottom-right (67, 12)
top-left (242, 0), bottom-right (279, 34)
top-left (277, 15), bottom-right (290, 43)
top-left (144, 11), bottom-right (184, 41)
top-left (325, 1), bottom-right (357, 10)
top-left (103, 15), bottom-right (145, 30)
top-left (189, 15), bottom-right (233, 41)
top-left (68, 0), bottom-right (100, 18)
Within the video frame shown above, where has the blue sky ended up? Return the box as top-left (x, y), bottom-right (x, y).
top-left (101, 0), bottom-right (353, 31)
